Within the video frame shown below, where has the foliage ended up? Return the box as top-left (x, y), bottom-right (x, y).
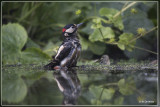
top-left (2, 2), bottom-right (157, 64)
top-left (2, 72), bottom-right (27, 103)
top-left (118, 77), bottom-right (136, 95)
top-left (1, 2), bottom-right (157, 105)
top-left (2, 65), bottom-right (63, 104)
top-left (118, 33), bottom-right (136, 51)
top-left (2, 63), bottom-right (157, 105)
top-left (2, 23), bottom-right (50, 64)
top-left (2, 23), bottom-right (28, 64)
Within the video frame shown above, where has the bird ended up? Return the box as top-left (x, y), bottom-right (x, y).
top-left (44, 23), bottom-right (83, 70)
top-left (99, 55), bottom-right (110, 65)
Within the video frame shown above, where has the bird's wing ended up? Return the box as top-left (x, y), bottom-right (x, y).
top-left (60, 45), bottom-right (77, 67)
top-left (54, 42), bottom-right (72, 61)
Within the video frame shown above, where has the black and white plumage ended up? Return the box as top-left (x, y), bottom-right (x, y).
top-left (44, 23), bottom-right (83, 70)
top-left (53, 68), bottom-right (81, 105)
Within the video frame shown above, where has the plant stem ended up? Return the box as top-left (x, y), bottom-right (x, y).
top-left (134, 46), bottom-right (157, 55)
top-left (82, 16), bottom-right (110, 24)
top-left (113, 2), bottom-right (137, 18)
top-left (18, 3), bottom-right (42, 23)
top-left (129, 26), bottom-right (158, 43)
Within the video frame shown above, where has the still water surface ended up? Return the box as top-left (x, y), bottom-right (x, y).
top-left (2, 64), bottom-right (157, 105)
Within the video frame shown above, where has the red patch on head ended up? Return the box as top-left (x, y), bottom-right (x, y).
top-left (62, 28), bottom-right (66, 32)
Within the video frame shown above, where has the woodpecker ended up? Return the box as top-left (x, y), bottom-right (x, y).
top-left (44, 23), bottom-right (83, 70)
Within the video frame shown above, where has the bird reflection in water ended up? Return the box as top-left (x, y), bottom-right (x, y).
top-left (53, 68), bottom-right (81, 105)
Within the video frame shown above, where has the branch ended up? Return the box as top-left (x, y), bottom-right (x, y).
top-left (129, 26), bottom-right (158, 43)
top-left (113, 2), bottom-right (137, 18)
top-left (134, 46), bottom-right (158, 55)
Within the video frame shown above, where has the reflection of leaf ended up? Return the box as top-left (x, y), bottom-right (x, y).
top-left (89, 85), bottom-right (115, 105)
top-left (89, 27), bottom-right (115, 42)
top-left (22, 79), bottom-right (63, 105)
top-left (21, 47), bottom-right (51, 63)
top-left (2, 72), bottom-right (27, 103)
top-left (91, 99), bottom-right (102, 105)
top-left (101, 88), bottom-right (115, 100)
top-left (114, 96), bottom-right (124, 105)
top-left (89, 85), bottom-right (102, 99)
top-left (2, 23), bottom-right (28, 64)
top-left (118, 77), bottom-right (136, 95)
top-left (2, 65), bottom-right (62, 104)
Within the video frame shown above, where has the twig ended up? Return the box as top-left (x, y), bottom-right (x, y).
top-left (134, 46), bottom-right (157, 55)
top-left (129, 26), bottom-right (158, 43)
top-left (113, 2), bottom-right (137, 18)
top-left (82, 16), bottom-right (110, 24)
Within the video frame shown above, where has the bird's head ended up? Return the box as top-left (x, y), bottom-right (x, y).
top-left (62, 23), bottom-right (83, 37)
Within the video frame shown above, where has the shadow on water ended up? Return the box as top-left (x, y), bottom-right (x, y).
top-left (2, 64), bottom-right (158, 105)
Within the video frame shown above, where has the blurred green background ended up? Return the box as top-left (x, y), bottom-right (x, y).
top-left (2, 2), bottom-right (157, 64)
top-left (2, 2), bottom-right (158, 106)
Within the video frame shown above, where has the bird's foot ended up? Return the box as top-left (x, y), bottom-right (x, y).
top-left (54, 66), bottom-right (61, 70)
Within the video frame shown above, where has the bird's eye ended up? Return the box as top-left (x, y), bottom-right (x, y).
top-left (71, 26), bottom-right (74, 28)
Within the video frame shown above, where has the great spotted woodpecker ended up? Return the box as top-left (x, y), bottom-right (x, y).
top-left (44, 23), bottom-right (83, 70)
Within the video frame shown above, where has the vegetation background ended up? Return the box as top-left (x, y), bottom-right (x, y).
top-left (1, 1), bottom-right (158, 105)
top-left (2, 2), bottom-right (158, 65)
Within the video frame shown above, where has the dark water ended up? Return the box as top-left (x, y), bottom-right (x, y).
top-left (2, 65), bottom-right (158, 105)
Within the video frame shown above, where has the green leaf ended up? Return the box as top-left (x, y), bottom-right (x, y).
top-left (118, 33), bottom-right (136, 51)
top-left (89, 27), bottom-right (115, 42)
top-left (112, 16), bottom-right (124, 30)
top-left (25, 38), bottom-right (40, 49)
top-left (89, 42), bottom-right (106, 55)
top-left (99, 8), bottom-right (118, 19)
top-left (2, 23), bottom-right (28, 64)
top-left (79, 36), bottom-right (89, 50)
top-left (81, 22), bottom-right (94, 35)
top-left (79, 35), bottom-right (106, 55)
top-left (117, 43), bottom-right (125, 50)
top-left (123, 8), bottom-right (155, 59)
top-left (91, 23), bottom-right (102, 29)
top-left (92, 18), bottom-right (101, 24)
top-left (21, 47), bottom-right (51, 64)
top-left (2, 73), bottom-right (27, 103)
top-left (43, 41), bottom-right (61, 56)
top-left (99, 8), bottom-right (124, 30)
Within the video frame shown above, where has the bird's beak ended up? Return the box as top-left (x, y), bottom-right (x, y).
top-left (77, 23), bottom-right (83, 28)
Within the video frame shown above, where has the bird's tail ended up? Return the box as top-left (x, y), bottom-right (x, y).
top-left (44, 60), bottom-right (59, 70)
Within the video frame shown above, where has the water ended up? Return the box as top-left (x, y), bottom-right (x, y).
top-left (2, 64), bottom-right (158, 105)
